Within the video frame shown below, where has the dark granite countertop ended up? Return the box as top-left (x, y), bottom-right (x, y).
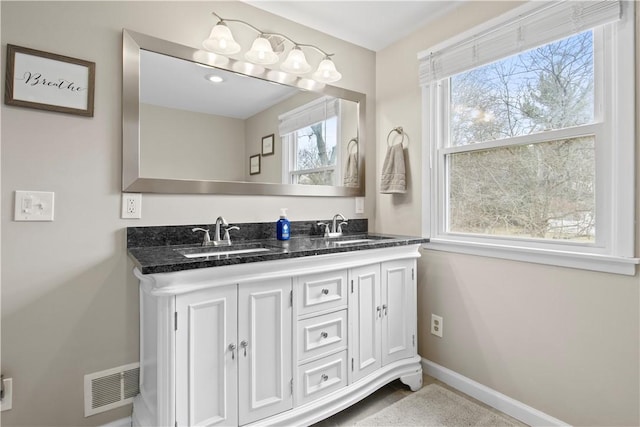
top-left (128, 221), bottom-right (427, 275)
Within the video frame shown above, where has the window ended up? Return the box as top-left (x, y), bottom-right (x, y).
top-left (420, 1), bottom-right (637, 275)
top-left (279, 97), bottom-right (341, 185)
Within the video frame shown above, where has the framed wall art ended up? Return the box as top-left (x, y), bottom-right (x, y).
top-left (5, 44), bottom-right (95, 117)
top-left (262, 134), bottom-right (275, 156)
top-left (249, 154), bottom-right (261, 175)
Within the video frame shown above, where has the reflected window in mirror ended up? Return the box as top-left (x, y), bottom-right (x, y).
top-left (279, 97), bottom-right (342, 186)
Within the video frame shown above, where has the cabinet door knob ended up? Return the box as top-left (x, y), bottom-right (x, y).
top-left (240, 340), bottom-right (248, 357)
top-left (228, 343), bottom-right (236, 360)
top-left (321, 288), bottom-right (329, 295)
top-left (376, 306), bottom-right (382, 318)
top-left (382, 304), bottom-right (388, 316)
top-left (320, 332), bottom-right (328, 339)
top-left (321, 374), bottom-right (329, 382)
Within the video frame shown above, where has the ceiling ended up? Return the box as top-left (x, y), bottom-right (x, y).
top-left (140, 50), bottom-right (298, 119)
top-left (243, 1), bottom-right (463, 52)
top-left (140, 1), bottom-right (464, 117)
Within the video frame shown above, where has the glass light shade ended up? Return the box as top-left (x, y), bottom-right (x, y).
top-left (312, 58), bottom-right (342, 83)
top-left (202, 23), bottom-right (241, 54)
top-left (280, 47), bottom-right (312, 74)
top-left (245, 37), bottom-right (279, 65)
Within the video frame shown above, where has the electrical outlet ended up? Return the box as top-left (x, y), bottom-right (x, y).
top-left (121, 193), bottom-right (141, 219)
top-left (431, 314), bottom-right (443, 338)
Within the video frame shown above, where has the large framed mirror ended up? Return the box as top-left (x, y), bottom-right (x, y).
top-left (122, 29), bottom-right (366, 196)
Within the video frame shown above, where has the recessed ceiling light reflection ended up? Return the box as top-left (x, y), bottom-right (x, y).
top-left (205, 74), bottom-right (224, 83)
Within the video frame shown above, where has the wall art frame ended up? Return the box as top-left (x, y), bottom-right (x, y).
top-left (249, 154), bottom-right (261, 175)
top-left (262, 133), bottom-right (275, 156)
top-left (5, 44), bottom-right (95, 117)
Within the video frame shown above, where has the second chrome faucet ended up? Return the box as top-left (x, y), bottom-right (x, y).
top-left (318, 213), bottom-right (348, 238)
top-left (193, 216), bottom-right (240, 246)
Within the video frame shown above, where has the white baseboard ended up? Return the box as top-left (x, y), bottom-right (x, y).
top-left (421, 358), bottom-right (570, 427)
top-left (100, 416), bottom-right (132, 427)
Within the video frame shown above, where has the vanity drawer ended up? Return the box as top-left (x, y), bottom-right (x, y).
top-left (297, 310), bottom-right (347, 363)
top-left (296, 350), bottom-right (348, 406)
top-left (296, 270), bottom-right (348, 316)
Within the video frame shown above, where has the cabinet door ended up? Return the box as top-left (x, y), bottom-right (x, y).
top-left (238, 279), bottom-right (293, 425)
top-left (381, 259), bottom-right (416, 365)
top-left (349, 264), bottom-right (382, 383)
top-left (175, 285), bottom-right (238, 427)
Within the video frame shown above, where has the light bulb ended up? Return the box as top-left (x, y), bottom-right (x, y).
top-left (202, 22), bottom-right (241, 55)
top-left (245, 36), bottom-right (279, 65)
top-left (280, 47), bottom-right (312, 74)
top-left (312, 58), bottom-right (342, 83)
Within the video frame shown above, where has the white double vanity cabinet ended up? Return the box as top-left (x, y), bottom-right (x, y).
top-left (131, 243), bottom-right (423, 427)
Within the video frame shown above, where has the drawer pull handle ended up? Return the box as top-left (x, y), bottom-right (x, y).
top-left (320, 332), bottom-right (328, 339)
top-left (321, 288), bottom-right (329, 295)
top-left (228, 343), bottom-right (236, 360)
top-left (321, 374), bottom-right (329, 382)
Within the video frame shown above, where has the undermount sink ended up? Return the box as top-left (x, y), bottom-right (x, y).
top-left (176, 243), bottom-right (274, 259)
top-left (332, 239), bottom-right (376, 245)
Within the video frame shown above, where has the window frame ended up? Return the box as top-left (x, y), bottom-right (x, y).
top-left (281, 105), bottom-right (342, 186)
top-left (421, 1), bottom-right (638, 275)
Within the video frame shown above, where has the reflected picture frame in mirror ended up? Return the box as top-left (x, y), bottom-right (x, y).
top-left (122, 29), bottom-right (365, 196)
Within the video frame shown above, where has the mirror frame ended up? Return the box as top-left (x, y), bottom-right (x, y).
top-left (122, 29), bottom-right (366, 196)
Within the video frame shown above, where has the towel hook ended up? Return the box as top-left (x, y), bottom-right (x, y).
top-left (347, 137), bottom-right (358, 154)
top-left (387, 127), bottom-right (406, 147)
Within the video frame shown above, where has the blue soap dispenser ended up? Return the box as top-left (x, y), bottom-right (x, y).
top-left (277, 208), bottom-right (291, 241)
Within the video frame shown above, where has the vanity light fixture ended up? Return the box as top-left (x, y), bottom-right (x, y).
top-left (202, 12), bottom-right (342, 83)
top-left (312, 57), bottom-right (342, 83)
top-left (202, 21), bottom-right (241, 54)
top-left (245, 35), bottom-right (280, 65)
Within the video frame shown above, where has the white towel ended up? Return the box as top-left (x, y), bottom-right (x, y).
top-left (343, 152), bottom-right (359, 187)
top-left (380, 144), bottom-right (406, 194)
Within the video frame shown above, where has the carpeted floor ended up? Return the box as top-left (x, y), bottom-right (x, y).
top-left (353, 383), bottom-right (525, 426)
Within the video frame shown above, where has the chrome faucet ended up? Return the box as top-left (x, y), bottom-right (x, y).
top-left (332, 213), bottom-right (347, 234)
top-left (223, 226), bottom-right (240, 245)
top-left (319, 213), bottom-right (348, 238)
top-left (192, 219), bottom-right (240, 246)
top-left (214, 216), bottom-right (229, 245)
top-left (317, 222), bottom-right (329, 237)
top-left (192, 227), bottom-right (212, 246)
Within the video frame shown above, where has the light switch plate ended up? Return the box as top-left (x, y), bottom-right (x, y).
top-left (14, 191), bottom-right (55, 221)
top-left (355, 197), bottom-right (365, 214)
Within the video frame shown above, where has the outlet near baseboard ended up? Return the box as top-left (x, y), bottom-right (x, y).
top-left (431, 314), bottom-right (443, 337)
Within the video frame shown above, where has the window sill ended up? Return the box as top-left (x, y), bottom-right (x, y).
top-left (422, 238), bottom-right (639, 276)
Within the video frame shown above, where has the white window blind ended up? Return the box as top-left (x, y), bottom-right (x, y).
top-left (278, 96), bottom-right (339, 135)
top-left (418, 0), bottom-right (621, 85)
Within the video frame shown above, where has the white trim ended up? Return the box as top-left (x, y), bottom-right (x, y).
top-left (421, 358), bottom-right (570, 427)
top-left (424, 239), bottom-right (639, 276)
top-left (421, 2), bottom-right (636, 274)
top-left (100, 417), bottom-right (132, 427)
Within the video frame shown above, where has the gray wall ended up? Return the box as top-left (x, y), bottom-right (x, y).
top-left (140, 104), bottom-right (246, 181)
top-left (0, 1), bottom-right (375, 425)
top-left (376, 1), bottom-right (640, 426)
top-left (2, 1), bottom-right (638, 426)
